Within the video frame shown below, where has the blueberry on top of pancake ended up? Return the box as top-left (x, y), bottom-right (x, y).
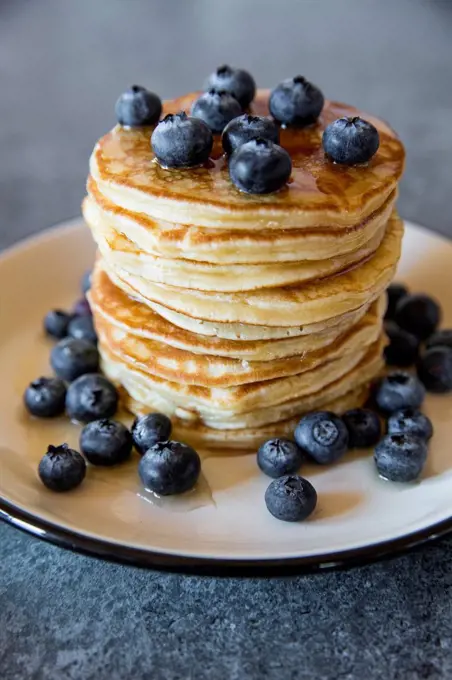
top-left (269, 76), bottom-right (324, 127)
top-left (115, 85), bottom-right (162, 127)
top-left (204, 65), bottom-right (256, 108)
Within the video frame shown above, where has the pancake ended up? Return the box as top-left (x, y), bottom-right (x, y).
top-left (99, 337), bottom-right (384, 418)
top-left (90, 90), bottom-right (405, 230)
top-left (88, 198), bottom-right (388, 292)
top-left (95, 302), bottom-right (382, 387)
top-left (102, 212), bottom-right (403, 327)
top-left (85, 87), bottom-right (404, 450)
top-left (90, 266), bottom-right (386, 361)
top-left (102, 263), bottom-right (381, 340)
top-left (101, 340), bottom-right (383, 433)
top-left (125, 385), bottom-right (371, 451)
top-left (85, 175), bottom-right (397, 264)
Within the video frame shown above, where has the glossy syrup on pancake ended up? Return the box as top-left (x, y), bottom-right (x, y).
top-left (90, 90), bottom-right (405, 229)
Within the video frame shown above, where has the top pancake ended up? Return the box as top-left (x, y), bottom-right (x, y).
top-left (90, 90), bottom-right (405, 230)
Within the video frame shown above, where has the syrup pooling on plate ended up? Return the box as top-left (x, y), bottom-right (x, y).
top-left (9, 407), bottom-right (215, 512)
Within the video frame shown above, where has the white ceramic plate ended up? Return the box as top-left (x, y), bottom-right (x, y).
top-left (1, 219), bottom-right (452, 573)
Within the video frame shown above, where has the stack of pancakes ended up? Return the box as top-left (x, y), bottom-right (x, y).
top-left (84, 90), bottom-right (405, 450)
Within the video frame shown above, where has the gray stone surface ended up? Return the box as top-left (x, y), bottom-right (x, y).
top-left (1, 0), bottom-right (452, 678)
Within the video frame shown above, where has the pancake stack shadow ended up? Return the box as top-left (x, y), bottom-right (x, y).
top-left (84, 90), bottom-right (405, 451)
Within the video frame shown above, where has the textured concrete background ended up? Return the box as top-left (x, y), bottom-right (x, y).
top-left (1, 1), bottom-right (452, 678)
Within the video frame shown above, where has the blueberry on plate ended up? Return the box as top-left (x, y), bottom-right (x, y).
top-left (257, 438), bottom-right (303, 478)
top-left (204, 65), bottom-right (256, 108)
top-left (151, 112), bottom-right (213, 168)
top-left (24, 376), bottom-right (66, 418)
top-left (384, 321), bottom-right (419, 367)
top-left (138, 440), bottom-right (201, 496)
top-left (294, 411), bottom-right (349, 464)
top-left (66, 373), bottom-right (118, 423)
top-left (115, 85), bottom-right (162, 127)
top-left (394, 293), bottom-right (441, 340)
top-left (222, 114), bottom-right (279, 155)
top-left (229, 138), bottom-right (292, 194)
top-left (68, 315), bottom-right (97, 345)
top-left (269, 76), bottom-right (324, 127)
top-left (131, 412), bottom-right (172, 455)
top-left (374, 434), bottom-right (428, 482)
top-left (375, 371), bottom-right (426, 413)
top-left (50, 337), bottom-right (99, 382)
top-left (81, 269), bottom-right (92, 295)
top-left (80, 419), bottom-right (133, 466)
top-left (44, 310), bottom-right (72, 340)
top-left (38, 443), bottom-right (86, 492)
top-left (265, 475), bottom-right (317, 522)
top-left (72, 297), bottom-right (92, 317)
top-left (417, 346), bottom-right (452, 393)
top-left (342, 408), bottom-right (381, 448)
top-left (323, 117), bottom-right (380, 165)
top-left (425, 328), bottom-right (452, 351)
top-left (191, 90), bottom-right (242, 134)
top-left (385, 283), bottom-right (409, 321)
top-left (387, 408), bottom-right (433, 441)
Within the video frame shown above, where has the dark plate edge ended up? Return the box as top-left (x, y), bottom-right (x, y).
top-left (1, 497), bottom-right (451, 576)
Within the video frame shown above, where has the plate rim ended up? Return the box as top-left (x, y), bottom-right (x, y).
top-left (1, 217), bottom-right (452, 575)
top-left (1, 496), bottom-right (451, 575)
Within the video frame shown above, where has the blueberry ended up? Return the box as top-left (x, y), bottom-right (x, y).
top-left (138, 440), bottom-right (201, 496)
top-left (229, 138), bottom-right (292, 195)
top-left (72, 297), bottom-right (92, 317)
top-left (374, 434), bottom-right (428, 482)
top-left (24, 377), bottom-right (66, 418)
top-left (417, 346), bottom-right (452, 393)
top-left (81, 269), bottom-right (92, 295)
top-left (191, 90), bottom-right (242, 134)
top-left (68, 315), bottom-right (97, 345)
top-left (131, 413), bottom-right (172, 455)
top-left (80, 419), bottom-right (133, 466)
top-left (50, 337), bottom-right (99, 382)
top-left (375, 371), bottom-right (426, 413)
top-left (384, 321), bottom-right (419, 367)
top-left (342, 408), bottom-right (381, 448)
top-left (394, 293), bottom-right (441, 340)
top-left (385, 283), bottom-right (409, 321)
top-left (387, 408), bottom-right (433, 441)
top-left (38, 443), bottom-right (86, 492)
top-left (44, 310), bottom-right (72, 339)
top-left (265, 475), bottom-right (317, 522)
top-left (222, 114), bottom-right (279, 155)
top-left (66, 373), bottom-right (118, 423)
top-left (204, 65), bottom-right (256, 108)
top-left (426, 329), bottom-right (452, 351)
top-left (294, 411), bottom-right (349, 464)
top-left (323, 117), bottom-right (380, 165)
top-left (269, 76), bottom-right (324, 127)
top-left (257, 438), bottom-right (303, 478)
top-left (151, 112), bottom-right (213, 168)
top-left (115, 85), bottom-right (162, 127)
